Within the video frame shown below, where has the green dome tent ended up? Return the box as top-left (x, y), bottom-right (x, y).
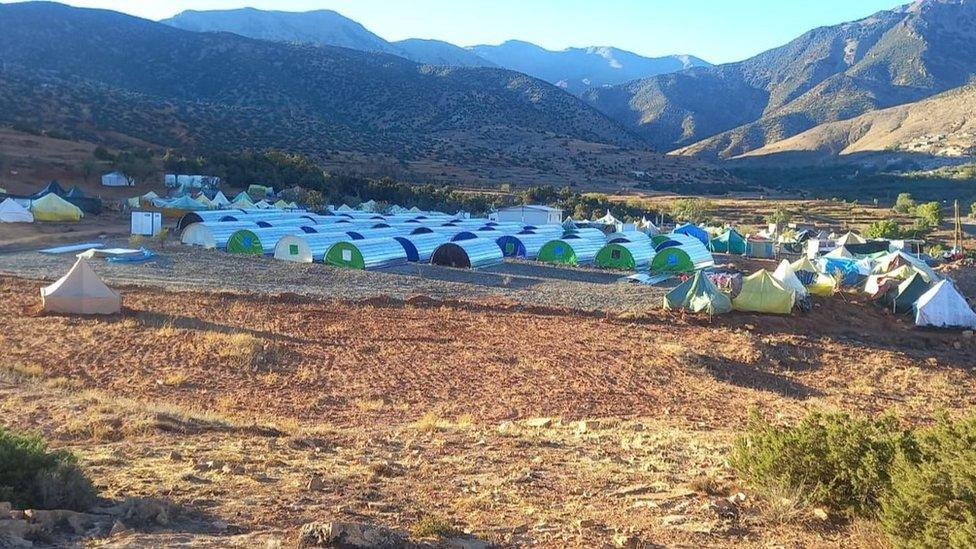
top-left (663, 271), bottom-right (732, 315)
top-left (537, 238), bottom-right (603, 266)
top-left (710, 229), bottom-right (746, 254)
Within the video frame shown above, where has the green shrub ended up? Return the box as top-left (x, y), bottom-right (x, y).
top-left (865, 219), bottom-right (904, 239)
top-left (0, 427), bottom-right (96, 511)
top-left (881, 415), bottom-right (976, 548)
top-left (730, 411), bottom-right (916, 518)
top-left (410, 514), bottom-right (461, 539)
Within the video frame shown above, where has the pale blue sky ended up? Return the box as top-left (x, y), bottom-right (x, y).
top-left (9, 0), bottom-right (905, 63)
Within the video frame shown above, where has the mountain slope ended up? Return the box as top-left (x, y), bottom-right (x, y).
top-left (734, 84), bottom-right (976, 160)
top-left (393, 39), bottom-right (496, 67)
top-left (162, 7), bottom-right (399, 54)
top-left (586, 0), bottom-right (976, 157)
top-left (0, 2), bottom-right (683, 184)
top-left (470, 40), bottom-right (711, 94)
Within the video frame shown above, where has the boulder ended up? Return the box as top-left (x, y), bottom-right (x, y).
top-left (297, 521), bottom-right (410, 549)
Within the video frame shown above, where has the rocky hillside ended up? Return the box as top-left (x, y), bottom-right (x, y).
top-left (470, 41), bottom-right (710, 95)
top-left (735, 84), bottom-right (976, 160)
top-left (0, 2), bottom-right (656, 182)
top-left (586, 0), bottom-right (976, 158)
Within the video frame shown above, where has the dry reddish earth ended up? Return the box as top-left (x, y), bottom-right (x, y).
top-left (1, 273), bottom-right (975, 547)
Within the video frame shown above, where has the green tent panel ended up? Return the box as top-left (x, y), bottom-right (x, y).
top-left (891, 273), bottom-right (930, 314)
top-left (732, 270), bottom-right (795, 314)
top-left (710, 229), bottom-right (746, 254)
top-left (663, 271), bottom-right (732, 315)
top-left (226, 229), bottom-right (264, 255)
top-left (650, 234), bottom-right (671, 247)
top-left (594, 242), bottom-right (654, 271)
top-left (324, 241), bottom-right (367, 269)
top-left (650, 247), bottom-right (695, 273)
top-left (537, 239), bottom-right (601, 266)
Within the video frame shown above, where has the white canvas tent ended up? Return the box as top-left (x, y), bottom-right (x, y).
top-left (773, 259), bottom-right (809, 299)
top-left (914, 280), bottom-right (976, 329)
top-left (41, 258), bottom-right (121, 315)
top-left (211, 191), bottom-right (231, 208)
top-left (101, 171), bottom-right (134, 187)
top-left (0, 197), bottom-right (34, 223)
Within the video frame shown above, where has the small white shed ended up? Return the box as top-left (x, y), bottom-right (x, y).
top-left (493, 205), bottom-right (562, 225)
top-left (101, 171), bottom-right (134, 187)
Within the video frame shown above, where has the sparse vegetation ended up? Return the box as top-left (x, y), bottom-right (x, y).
top-left (893, 193), bottom-right (916, 214)
top-left (669, 197), bottom-right (714, 223)
top-left (864, 219), bottom-right (904, 239)
top-left (411, 514), bottom-right (461, 539)
top-left (0, 427), bottom-right (97, 511)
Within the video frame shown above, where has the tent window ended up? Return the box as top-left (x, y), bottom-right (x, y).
top-left (610, 249), bottom-right (621, 260)
top-left (554, 245), bottom-right (564, 255)
top-left (289, 244), bottom-right (299, 255)
top-left (342, 249), bottom-right (352, 261)
top-left (505, 242), bottom-right (515, 253)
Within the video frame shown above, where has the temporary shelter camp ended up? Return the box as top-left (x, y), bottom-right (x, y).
top-left (914, 281), bottom-right (976, 329)
top-left (31, 193), bottom-right (83, 221)
top-left (710, 229), bottom-right (746, 255)
top-left (891, 273), bottom-right (930, 314)
top-left (649, 237), bottom-right (714, 273)
top-left (593, 210), bottom-right (623, 232)
top-left (41, 258), bottom-right (121, 315)
top-left (101, 171), bottom-right (134, 187)
top-left (181, 221), bottom-right (258, 249)
top-left (160, 195), bottom-right (208, 218)
top-left (0, 198), bottom-right (34, 223)
top-left (607, 231), bottom-right (651, 244)
top-left (864, 265), bottom-right (917, 300)
top-left (394, 233), bottom-right (452, 262)
top-left (773, 260), bottom-right (809, 299)
top-left (872, 251), bottom-right (938, 283)
top-left (495, 233), bottom-right (552, 259)
top-left (595, 241), bottom-right (656, 271)
top-left (663, 270), bottom-right (732, 315)
top-left (274, 233), bottom-right (349, 263)
top-left (430, 239), bottom-right (504, 269)
top-left (732, 270), bottom-right (795, 314)
top-left (825, 246), bottom-right (854, 259)
top-left (745, 236), bottom-right (775, 258)
top-left (537, 238), bottom-right (604, 266)
top-left (227, 226), bottom-right (305, 255)
top-left (672, 223), bottom-right (709, 246)
top-left (836, 231), bottom-right (866, 246)
top-left (325, 238), bottom-right (409, 270)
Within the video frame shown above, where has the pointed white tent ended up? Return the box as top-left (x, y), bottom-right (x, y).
top-left (211, 191), bottom-right (231, 208)
top-left (836, 231), bottom-right (866, 246)
top-left (41, 258), bottom-right (121, 315)
top-left (773, 259), bottom-right (809, 299)
top-left (0, 197), bottom-right (34, 223)
top-left (337, 204), bottom-right (354, 212)
top-left (914, 280), bottom-right (976, 329)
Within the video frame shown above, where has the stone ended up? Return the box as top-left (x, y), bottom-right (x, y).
top-left (297, 521), bottom-right (408, 549)
top-left (24, 509), bottom-right (104, 534)
top-left (0, 531), bottom-right (32, 549)
top-left (0, 504), bottom-right (10, 515)
top-left (109, 519), bottom-right (130, 536)
top-left (813, 507), bottom-right (829, 521)
top-left (613, 532), bottom-right (642, 548)
top-left (306, 474), bottom-right (325, 492)
top-left (0, 518), bottom-right (29, 538)
top-left (443, 537), bottom-right (491, 549)
top-left (523, 417), bottom-right (553, 428)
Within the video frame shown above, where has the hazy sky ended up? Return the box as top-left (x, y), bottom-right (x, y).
top-left (7, 0), bottom-right (905, 63)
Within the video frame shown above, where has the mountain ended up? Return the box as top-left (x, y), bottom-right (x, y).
top-left (733, 84), bottom-right (976, 161)
top-left (1, 2), bottom-right (703, 186)
top-left (585, 0), bottom-right (976, 158)
top-left (162, 7), bottom-right (399, 54)
top-left (470, 40), bottom-right (711, 94)
top-left (393, 39), bottom-right (497, 68)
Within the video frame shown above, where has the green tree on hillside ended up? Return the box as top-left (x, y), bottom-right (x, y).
top-left (893, 193), bottom-right (916, 214)
top-left (915, 201), bottom-right (943, 227)
top-left (865, 219), bottom-right (903, 239)
top-left (670, 198), bottom-right (714, 224)
top-left (765, 206), bottom-right (793, 226)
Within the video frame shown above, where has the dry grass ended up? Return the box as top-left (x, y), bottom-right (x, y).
top-left (206, 332), bottom-right (281, 372)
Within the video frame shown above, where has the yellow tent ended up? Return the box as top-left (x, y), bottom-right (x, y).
top-left (196, 195), bottom-right (215, 209)
top-left (808, 273), bottom-right (838, 297)
top-left (273, 199), bottom-right (289, 209)
top-left (732, 270), bottom-right (795, 314)
top-left (31, 193), bottom-right (83, 222)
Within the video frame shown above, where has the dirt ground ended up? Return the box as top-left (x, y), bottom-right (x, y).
top-left (1, 269), bottom-right (975, 547)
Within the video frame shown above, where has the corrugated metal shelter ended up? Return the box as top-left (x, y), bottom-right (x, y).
top-left (595, 241), bottom-right (656, 271)
top-left (451, 231), bottom-right (482, 242)
top-left (563, 228), bottom-right (606, 241)
top-left (274, 232), bottom-right (350, 263)
top-left (181, 221), bottom-right (258, 249)
top-left (650, 238), bottom-right (714, 273)
top-left (606, 231), bottom-right (651, 244)
top-left (227, 226), bottom-right (305, 255)
top-left (496, 233), bottom-right (553, 259)
top-left (344, 227), bottom-right (404, 240)
top-left (393, 233), bottom-right (451, 262)
top-left (178, 209), bottom-right (247, 231)
top-left (654, 233), bottom-right (703, 252)
top-left (430, 239), bottom-right (504, 269)
top-left (324, 238), bottom-right (409, 270)
top-left (537, 237), bottom-right (604, 266)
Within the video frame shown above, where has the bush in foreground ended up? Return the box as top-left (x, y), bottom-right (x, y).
top-left (881, 415), bottom-right (976, 547)
top-left (0, 427), bottom-right (97, 511)
top-left (730, 411), bottom-right (916, 518)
